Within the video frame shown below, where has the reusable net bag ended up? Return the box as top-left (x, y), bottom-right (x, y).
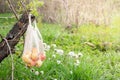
top-left (22, 14), bottom-right (46, 67)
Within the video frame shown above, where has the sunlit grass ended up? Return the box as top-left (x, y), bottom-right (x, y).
top-left (0, 13), bottom-right (120, 80)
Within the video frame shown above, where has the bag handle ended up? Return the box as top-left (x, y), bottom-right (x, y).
top-left (28, 14), bottom-right (43, 42)
top-left (34, 20), bottom-right (43, 42)
top-left (28, 14), bottom-right (32, 26)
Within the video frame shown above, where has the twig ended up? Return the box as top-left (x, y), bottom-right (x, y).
top-left (7, 0), bottom-right (19, 20)
top-left (3, 38), bottom-right (14, 80)
top-left (20, 1), bottom-right (29, 15)
top-left (20, 1), bottom-right (27, 57)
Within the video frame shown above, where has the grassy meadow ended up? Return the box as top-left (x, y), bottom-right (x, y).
top-left (0, 13), bottom-right (120, 80)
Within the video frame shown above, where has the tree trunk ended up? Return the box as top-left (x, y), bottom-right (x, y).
top-left (0, 12), bottom-right (35, 63)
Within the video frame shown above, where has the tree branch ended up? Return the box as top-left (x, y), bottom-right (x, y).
top-left (0, 12), bottom-right (35, 63)
top-left (7, 0), bottom-right (19, 20)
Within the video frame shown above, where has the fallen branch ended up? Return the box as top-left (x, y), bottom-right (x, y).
top-left (0, 12), bottom-right (35, 63)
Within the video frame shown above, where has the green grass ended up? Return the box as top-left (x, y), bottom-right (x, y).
top-left (0, 13), bottom-right (120, 80)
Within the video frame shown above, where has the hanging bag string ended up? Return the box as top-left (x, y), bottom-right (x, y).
top-left (3, 38), bottom-right (14, 80)
top-left (34, 20), bottom-right (43, 42)
top-left (28, 14), bottom-right (32, 26)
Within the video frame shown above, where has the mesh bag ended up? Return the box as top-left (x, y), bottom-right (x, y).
top-left (22, 14), bottom-right (46, 67)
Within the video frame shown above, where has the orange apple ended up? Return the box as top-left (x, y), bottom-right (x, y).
top-left (36, 59), bottom-right (43, 67)
top-left (31, 48), bottom-right (38, 61)
top-left (32, 48), bottom-right (38, 53)
top-left (22, 54), bottom-right (31, 63)
top-left (39, 53), bottom-right (46, 61)
top-left (27, 60), bottom-right (36, 67)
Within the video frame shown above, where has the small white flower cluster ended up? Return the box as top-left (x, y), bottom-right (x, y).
top-left (30, 68), bottom-right (44, 76)
top-left (74, 59), bottom-right (80, 66)
top-left (43, 43), bottom-right (83, 67)
top-left (68, 51), bottom-right (83, 66)
top-left (68, 51), bottom-right (83, 58)
top-left (54, 49), bottom-right (64, 55)
top-left (34, 70), bottom-right (44, 76)
top-left (44, 43), bottom-right (51, 51)
top-left (57, 60), bottom-right (61, 64)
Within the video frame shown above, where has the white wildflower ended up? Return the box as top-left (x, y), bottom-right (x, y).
top-left (54, 79), bottom-right (57, 80)
top-left (46, 45), bottom-right (50, 51)
top-left (55, 49), bottom-right (64, 55)
top-left (76, 60), bottom-right (80, 64)
top-left (52, 54), bottom-right (56, 58)
top-left (43, 43), bottom-right (50, 51)
top-left (40, 71), bottom-right (44, 75)
top-left (74, 54), bottom-right (79, 58)
top-left (68, 51), bottom-right (75, 57)
top-left (74, 59), bottom-right (80, 66)
top-left (57, 60), bottom-right (61, 64)
top-left (35, 71), bottom-right (39, 76)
